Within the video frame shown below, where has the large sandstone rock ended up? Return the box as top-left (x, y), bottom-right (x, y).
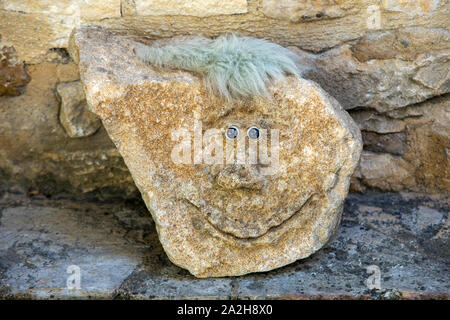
top-left (71, 27), bottom-right (362, 277)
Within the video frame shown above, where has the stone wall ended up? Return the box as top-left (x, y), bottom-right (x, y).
top-left (0, 0), bottom-right (448, 197)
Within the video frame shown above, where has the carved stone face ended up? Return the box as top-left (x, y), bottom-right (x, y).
top-left (76, 27), bottom-right (362, 277)
top-left (174, 91), bottom-right (343, 240)
top-left (122, 76), bottom-right (357, 258)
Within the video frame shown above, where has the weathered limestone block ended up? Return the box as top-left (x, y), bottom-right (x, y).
top-left (262, 0), bottom-right (357, 23)
top-left (351, 111), bottom-right (406, 134)
top-left (350, 28), bottom-right (449, 62)
top-left (56, 81), bottom-right (101, 138)
top-left (404, 123), bottom-right (450, 193)
top-left (350, 95), bottom-right (450, 194)
top-left (0, 0), bottom-right (121, 63)
top-left (2, 0), bottom-right (448, 64)
top-left (134, 0), bottom-right (248, 17)
top-left (353, 151), bottom-right (416, 192)
top-left (0, 60), bottom-right (135, 197)
top-left (291, 27), bottom-right (450, 112)
top-left (72, 27), bottom-right (362, 277)
top-left (381, 0), bottom-right (441, 14)
top-left (1, 0), bottom-right (121, 20)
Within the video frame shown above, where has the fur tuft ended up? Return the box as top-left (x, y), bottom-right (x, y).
top-left (135, 34), bottom-right (303, 100)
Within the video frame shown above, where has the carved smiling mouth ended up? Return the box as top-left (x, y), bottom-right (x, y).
top-left (184, 190), bottom-right (314, 240)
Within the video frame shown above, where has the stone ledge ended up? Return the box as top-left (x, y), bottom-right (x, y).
top-left (0, 192), bottom-right (448, 299)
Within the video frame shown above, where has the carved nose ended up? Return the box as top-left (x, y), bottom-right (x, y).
top-left (215, 165), bottom-right (265, 190)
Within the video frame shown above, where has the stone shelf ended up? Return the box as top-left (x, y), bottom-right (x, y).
top-left (0, 192), bottom-right (448, 299)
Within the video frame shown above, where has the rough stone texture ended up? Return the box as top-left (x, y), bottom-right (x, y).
top-left (1, 1), bottom-right (448, 63)
top-left (351, 111), bottom-right (406, 134)
top-left (350, 95), bottom-right (450, 194)
top-left (262, 0), bottom-right (358, 23)
top-left (0, 46), bottom-right (30, 96)
top-left (292, 33), bottom-right (449, 113)
top-left (353, 151), bottom-right (416, 192)
top-left (56, 81), bottom-right (101, 138)
top-left (134, 0), bottom-right (248, 17)
top-left (1, 0), bottom-right (121, 19)
top-left (0, 0), bottom-right (449, 196)
top-left (262, 0), bottom-right (445, 24)
top-left (91, 0), bottom-right (449, 54)
top-left (120, 0), bottom-right (137, 17)
top-left (0, 57), bottom-right (137, 198)
top-left (0, 192), bottom-right (448, 299)
top-left (0, 0), bottom-right (121, 63)
top-left (350, 28), bottom-right (449, 63)
top-left (361, 131), bottom-right (406, 156)
top-left (382, 0), bottom-right (441, 13)
top-left (72, 27), bottom-right (362, 277)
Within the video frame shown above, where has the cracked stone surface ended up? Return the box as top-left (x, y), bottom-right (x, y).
top-left (0, 192), bottom-right (448, 299)
top-left (70, 27), bottom-right (362, 277)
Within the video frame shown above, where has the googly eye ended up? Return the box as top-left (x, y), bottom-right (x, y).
top-left (247, 126), bottom-right (260, 140)
top-left (225, 126), bottom-right (240, 140)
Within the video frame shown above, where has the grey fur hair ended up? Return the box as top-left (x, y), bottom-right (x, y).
top-left (135, 34), bottom-right (303, 101)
